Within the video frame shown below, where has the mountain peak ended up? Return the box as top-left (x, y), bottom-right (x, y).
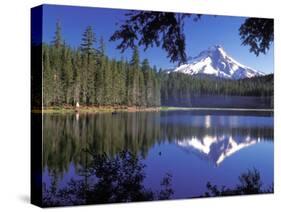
top-left (196, 45), bottom-right (226, 60)
top-left (210, 44), bottom-right (223, 51)
top-left (173, 45), bottom-right (264, 79)
top-left (211, 45), bottom-right (226, 55)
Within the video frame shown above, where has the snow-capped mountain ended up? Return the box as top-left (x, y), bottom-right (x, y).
top-left (170, 45), bottom-right (264, 79)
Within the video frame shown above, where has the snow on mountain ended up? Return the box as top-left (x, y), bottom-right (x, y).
top-left (170, 45), bottom-right (265, 79)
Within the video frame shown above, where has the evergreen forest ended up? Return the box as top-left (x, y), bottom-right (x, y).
top-left (41, 22), bottom-right (273, 108)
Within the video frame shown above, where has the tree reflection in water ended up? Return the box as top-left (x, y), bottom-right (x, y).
top-left (42, 112), bottom-right (273, 206)
top-left (43, 112), bottom-right (273, 175)
top-left (43, 149), bottom-right (173, 207)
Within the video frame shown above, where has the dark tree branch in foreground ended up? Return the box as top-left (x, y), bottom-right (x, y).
top-left (111, 12), bottom-right (273, 64)
top-left (110, 11), bottom-right (201, 65)
top-left (239, 18), bottom-right (274, 56)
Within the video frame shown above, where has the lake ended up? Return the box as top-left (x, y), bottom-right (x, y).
top-left (42, 110), bottom-right (273, 206)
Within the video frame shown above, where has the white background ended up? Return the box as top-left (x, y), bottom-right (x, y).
top-left (0, 0), bottom-right (280, 211)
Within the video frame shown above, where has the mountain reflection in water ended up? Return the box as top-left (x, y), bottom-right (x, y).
top-left (42, 110), bottom-right (273, 205)
top-left (176, 133), bottom-right (262, 165)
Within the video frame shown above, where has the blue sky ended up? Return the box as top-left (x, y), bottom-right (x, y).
top-left (42, 4), bottom-right (274, 74)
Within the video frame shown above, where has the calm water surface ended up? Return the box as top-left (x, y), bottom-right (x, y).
top-left (42, 110), bottom-right (273, 205)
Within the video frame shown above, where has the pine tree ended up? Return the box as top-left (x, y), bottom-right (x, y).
top-left (153, 75), bottom-right (161, 106)
top-left (73, 50), bottom-right (82, 104)
top-left (42, 45), bottom-right (53, 106)
top-left (130, 46), bottom-right (140, 106)
top-left (61, 43), bottom-right (73, 104)
top-left (80, 26), bottom-right (96, 105)
top-left (118, 58), bottom-right (127, 105)
top-left (138, 71), bottom-right (146, 106)
top-left (52, 21), bottom-right (62, 49)
top-left (142, 59), bottom-right (153, 106)
top-left (111, 60), bottom-right (120, 105)
top-left (103, 57), bottom-right (112, 105)
top-left (152, 66), bottom-right (160, 106)
top-left (50, 21), bottom-right (64, 105)
top-left (95, 37), bottom-right (105, 106)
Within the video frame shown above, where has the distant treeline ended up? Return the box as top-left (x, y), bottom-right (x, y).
top-left (42, 23), bottom-right (160, 107)
top-left (39, 22), bottom-right (273, 108)
top-left (160, 72), bottom-right (273, 106)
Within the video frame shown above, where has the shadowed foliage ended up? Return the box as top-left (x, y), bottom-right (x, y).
top-left (203, 168), bottom-right (273, 197)
top-left (239, 18), bottom-right (274, 56)
top-left (42, 150), bottom-right (173, 207)
top-left (111, 12), bottom-right (273, 64)
top-left (110, 11), bottom-right (201, 64)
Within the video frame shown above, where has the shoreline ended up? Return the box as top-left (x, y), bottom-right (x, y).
top-left (160, 106), bottom-right (274, 112)
top-left (32, 106), bottom-right (161, 114)
top-left (32, 106), bottom-right (274, 114)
